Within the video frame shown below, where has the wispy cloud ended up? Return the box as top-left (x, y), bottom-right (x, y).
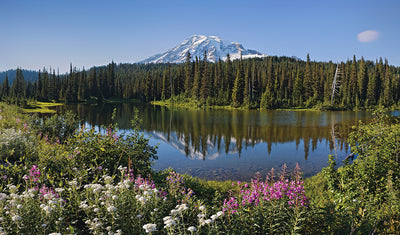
top-left (357, 30), bottom-right (380, 42)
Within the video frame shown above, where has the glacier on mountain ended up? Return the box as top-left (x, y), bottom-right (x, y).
top-left (139, 35), bottom-right (267, 64)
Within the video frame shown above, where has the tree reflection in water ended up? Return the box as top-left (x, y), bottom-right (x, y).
top-left (54, 103), bottom-right (372, 180)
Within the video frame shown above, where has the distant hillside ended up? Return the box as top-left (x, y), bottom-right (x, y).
top-left (0, 69), bottom-right (39, 84)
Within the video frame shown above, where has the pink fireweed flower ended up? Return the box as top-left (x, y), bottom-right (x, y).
top-left (222, 196), bottom-right (239, 214)
top-left (223, 174), bottom-right (309, 214)
top-left (107, 127), bottom-right (112, 136)
top-left (24, 165), bottom-right (41, 183)
top-left (39, 185), bottom-right (60, 202)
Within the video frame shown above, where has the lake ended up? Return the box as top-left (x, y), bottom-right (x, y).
top-left (53, 103), bottom-right (374, 181)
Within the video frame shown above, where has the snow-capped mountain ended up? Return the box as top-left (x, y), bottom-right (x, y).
top-left (139, 35), bottom-right (267, 64)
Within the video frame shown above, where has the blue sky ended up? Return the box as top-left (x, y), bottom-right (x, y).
top-left (1, 0), bottom-right (399, 73)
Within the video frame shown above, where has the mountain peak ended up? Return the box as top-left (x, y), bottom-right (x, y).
top-left (139, 35), bottom-right (267, 64)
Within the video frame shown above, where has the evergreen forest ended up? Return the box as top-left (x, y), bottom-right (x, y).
top-left (1, 53), bottom-right (400, 110)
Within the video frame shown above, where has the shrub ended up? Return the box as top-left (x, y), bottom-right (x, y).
top-left (0, 128), bottom-right (36, 163)
top-left (68, 125), bottom-right (157, 181)
top-left (30, 111), bottom-right (79, 143)
top-left (323, 110), bottom-right (400, 233)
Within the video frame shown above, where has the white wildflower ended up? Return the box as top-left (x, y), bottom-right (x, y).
top-left (55, 188), bottom-right (65, 193)
top-left (177, 204), bottom-right (188, 211)
top-left (69, 179), bottom-right (78, 186)
top-left (117, 166), bottom-right (127, 173)
top-left (79, 201), bottom-right (89, 210)
top-left (28, 188), bottom-right (37, 194)
top-left (163, 218), bottom-right (177, 228)
top-left (11, 215), bottom-right (22, 222)
top-left (0, 193), bottom-right (7, 201)
top-left (103, 175), bottom-right (113, 182)
top-left (163, 216), bottom-right (172, 221)
top-left (123, 179), bottom-right (131, 188)
top-left (107, 205), bottom-right (117, 213)
top-left (43, 205), bottom-right (52, 214)
top-left (7, 184), bottom-right (17, 192)
top-left (199, 205), bottom-right (206, 211)
top-left (187, 226), bottom-right (197, 232)
top-left (137, 196), bottom-right (147, 205)
top-left (199, 218), bottom-right (206, 226)
top-left (170, 209), bottom-right (179, 216)
top-left (143, 223), bottom-right (157, 233)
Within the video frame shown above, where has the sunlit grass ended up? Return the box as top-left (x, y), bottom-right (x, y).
top-left (21, 101), bottom-right (63, 113)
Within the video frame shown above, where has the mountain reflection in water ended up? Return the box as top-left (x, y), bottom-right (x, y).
top-left (53, 103), bottom-right (372, 181)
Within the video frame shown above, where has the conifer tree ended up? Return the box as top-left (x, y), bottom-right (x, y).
top-left (184, 51), bottom-right (193, 97)
top-left (243, 64), bottom-right (251, 105)
top-left (293, 68), bottom-right (304, 106)
top-left (231, 57), bottom-right (245, 107)
top-left (303, 54), bottom-right (313, 100)
top-left (348, 55), bottom-right (358, 106)
top-left (382, 61), bottom-right (393, 107)
top-left (106, 61), bottom-right (115, 98)
top-left (367, 64), bottom-right (378, 105)
top-left (88, 67), bottom-right (98, 99)
top-left (161, 69), bottom-right (170, 101)
top-left (78, 68), bottom-right (87, 101)
top-left (200, 51), bottom-right (210, 102)
top-left (358, 57), bottom-right (368, 102)
top-left (225, 54), bottom-right (233, 100)
top-left (35, 70), bottom-right (42, 99)
top-left (48, 70), bottom-right (56, 100)
top-left (192, 57), bottom-right (201, 99)
top-left (260, 84), bottom-right (274, 109)
top-left (10, 68), bottom-right (26, 99)
top-left (1, 74), bottom-right (9, 97)
top-left (144, 71), bottom-right (152, 102)
top-left (215, 59), bottom-right (224, 103)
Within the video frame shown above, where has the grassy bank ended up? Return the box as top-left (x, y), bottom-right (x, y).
top-left (152, 97), bottom-right (352, 111)
top-left (21, 101), bottom-right (64, 113)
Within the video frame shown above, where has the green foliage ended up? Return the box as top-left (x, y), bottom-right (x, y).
top-left (0, 129), bottom-right (36, 163)
top-left (321, 109), bottom-right (400, 233)
top-left (30, 111), bottom-right (79, 143)
top-left (70, 126), bottom-right (157, 180)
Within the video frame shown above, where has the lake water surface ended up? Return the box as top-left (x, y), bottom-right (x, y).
top-left (53, 103), bottom-right (374, 181)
